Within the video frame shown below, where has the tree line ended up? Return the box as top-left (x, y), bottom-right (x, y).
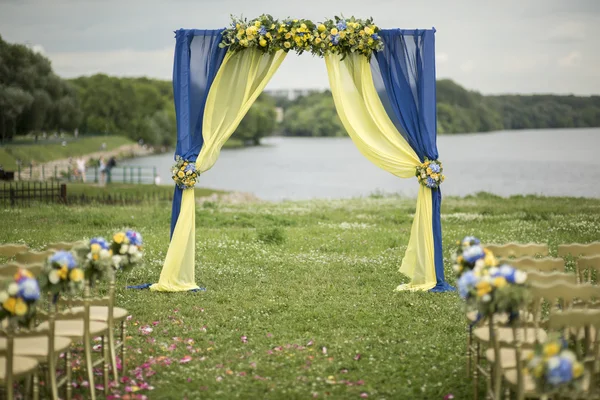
top-left (1, 34), bottom-right (599, 147)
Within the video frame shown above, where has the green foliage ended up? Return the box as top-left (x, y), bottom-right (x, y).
top-left (281, 90), bottom-right (346, 137)
top-left (232, 94), bottom-right (277, 145)
top-left (256, 226), bottom-right (287, 245)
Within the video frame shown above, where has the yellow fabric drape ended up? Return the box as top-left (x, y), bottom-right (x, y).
top-left (151, 48), bottom-right (286, 292)
top-left (325, 52), bottom-right (437, 291)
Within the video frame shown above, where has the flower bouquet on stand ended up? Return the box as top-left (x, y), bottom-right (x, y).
top-left (525, 335), bottom-right (585, 395)
top-left (110, 230), bottom-right (143, 272)
top-left (0, 268), bottom-right (41, 327)
top-left (72, 237), bottom-right (114, 285)
top-left (38, 251), bottom-right (85, 297)
top-left (453, 236), bottom-right (530, 321)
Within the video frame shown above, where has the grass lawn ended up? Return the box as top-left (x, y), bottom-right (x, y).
top-left (1, 193), bottom-right (600, 399)
top-left (0, 136), bottom-right (134, 170)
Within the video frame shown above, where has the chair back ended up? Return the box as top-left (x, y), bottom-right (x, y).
top-left (576, 256), bottom-right (600, 284)
top-left (485, 243), bottom-right (549, 258)
top-left (0, 244), bottom-right (29, 258)
top-left (558, 242), bottom-right (600, 258)
top-left (0, 262), bottom-right (43, 278)
top-left (526, 271), bottom-right (577, 285)
top-left (15, 250), bottom-right (54, 265)
top-left (499, 257), bottom-right (565, 273)
top-left (46, 241), bottom-right (82, 252)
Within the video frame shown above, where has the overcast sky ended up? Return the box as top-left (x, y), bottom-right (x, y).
top-left (1, 0), bottom-right (599, 95)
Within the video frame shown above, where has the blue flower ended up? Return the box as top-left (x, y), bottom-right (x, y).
top-left (336, 20), bottom-right (347, 31)
top-left (371, 34), bottom-right (379, 40)
top-left (426, 177), bottom-right (436, 188)
top-left (495, 264), bottom-right (516, 283)
top-left (126, 230), bottom-right (143, 246)
top-left (463, 245), bottom-right (485, 264)
top-left (90, 237), bottom-right (109, 250)
top-left (296, 31), bottom-right (305, 37)
top-left (458, 270), bottom-right (478, 299)
top-left (184, 163), bottom-right (196, 173)
top-left (430, 163), bottom-right (441, 173)
top-left (331, 34), bottom-right (341, 45)
top-left (258, 26), bottom-right (267, 35)
top-left (546, 356), bottom-right (573, 385)
top-left (18, 278), bottom-right (40, 302)
top-left (49, 251), bottom-right (77, 269)
top-left (462, 236), bottom-right (481, 247)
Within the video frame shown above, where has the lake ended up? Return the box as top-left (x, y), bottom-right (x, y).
top-left (122, 128), bottom-right (600, 200)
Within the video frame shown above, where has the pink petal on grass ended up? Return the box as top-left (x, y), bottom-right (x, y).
top-left (167, 344), bottom-right (177, 351)
top-left (139, 326), bottom-right (153, 335)
top-left (238, 371), bottom-right (247, 377)
top-left (354, 354), bottom-right (361, 361)
top-left (266, 333), bottom-right (273, 338)
top-left (216, 376), bottom-right (223, 382)
top-left (307, 340), bottom-right (314, 346)
top-left (322, 347), bottom-right (327, 355)
top-left (360, 393), bottom-right (369, 398)
top-left (241, 336), bottom-right (248, 343)
top-left (444, 395), bottom-right (455, 400)
top-left (180, 355), bottom-right (193, 364)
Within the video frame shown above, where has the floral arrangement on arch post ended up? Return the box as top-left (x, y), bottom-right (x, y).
top-left (525, 334), bottom-right (585, 394)
top-left (219, 15), bottom-right (384, 59)
top-left (172, 156), bottom-right (198, 190)
top-left (416, 158), bottom-right (444, 189)
top-left (453, 236), bottom-right (530, 319)
top-left (0, 268), bottom-right (41, 326)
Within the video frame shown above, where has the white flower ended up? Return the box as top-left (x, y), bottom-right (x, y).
top-left (0, 291), bottom-right (8, 303)
top-left (481, 294), bottom-right (491, 302)
top-left (99, 249), bottom-right (111, 259)
top-left (515, 270), bottom-right (527, 284)
top-left (560, 350), bottom-right (576, 363)
top-left (7, 283), bottom-right (18, 296)
top-left (547, 356), bottom-right (560, 370)
top-left (120, 244), bottom-right (129, 254)
top-left (474, 259), bottom-right (485, 269)
top-left (49, 270), bottom-right (60, 284)
top-left (452, 264), bottom-right (460, 272)
top-left (499, 265), bottom-right (514, 276)
top-left (488, 267), bottom-right (499, 276)
top-left (86, 253), bottom-right (93, 260)
top-left (112, 255), bottom-right (122, 268)
top-left (128, 245), bottom-right (138, 255)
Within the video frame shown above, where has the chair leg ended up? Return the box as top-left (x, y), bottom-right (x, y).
top-left (473, 341), bottom-right (480, 400)
top-left (103, 336), bottom-right (110, 393)
top-left (467, 325), bottom-right (472, 378)
top-left (108, 325), bottom-right (119, 383)
top-left (84, 336), bottom-right (96, 400)
top-left (33, 370), bottom-right (39, 400)
top-left (66, 350), bottom-right (72, 400)
top-left (48, 352), bottom-right (59, 400)
top-left (120, 320), bottom-right (126, 378)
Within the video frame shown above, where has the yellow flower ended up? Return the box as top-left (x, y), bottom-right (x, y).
top-left (365, 26), bottom-right (373, 35)
top-left (441, 175), bottom-right (446, 182)
top-left (349, 39), bottom-right (356, 45)
top-left (318, 24), bottom-right (326, 32)
top-left (246, 26), bottom-right (258, 36)
top-left (58, 266), bottom-right (69, 280)
top-left (90, 243), bottom-right (101, 253)
top-left (572, 362), bottom-right (584, 378)
top-left (493, 276), bottom-right (507, 288)
top-left (177, 171), bottom-right (184, 178)
top-left (270, 24), bottom-right (275, 29)
top-left (368, 38), bottom-right (374, 45)
top-left (331, 28), bottom-right (338, 35)
top-left (266, 32), bottom-right (272, 39)
top-left (475, 281), bottom-right (492, 297)
top-left (285, 32), bottom-right (292, 39)
top-left (70, 268), bottom-right (84, 282)
top-left (359, 30), bottom-right (365, 36)
top-left (339, 31), bottom-right (346, 39)
top-left (431, 173), bottom-right (439, 180)
top-left (315, 37), bottom-right (322, 44)
top-left (14, 298), bottom-right (28, 316)
top-left (113, 232), bottom-right (125, 244)
top-left (426, 167), bottom-right (432, 174)
top-left (533, 363), bottom-right (544, 378)
top-left (300, 23), bottom-right (307, 29)
top-left (259, 39), bottom-right (267, 47)
top-left (284, 42), bottom-right (291, 49)
top-left (235, 23), bottom-right (240, 29)
top-left (293, 19), bottom-right (298, 22)
top-left (321, 33), bottom-right (326, 39)
top-left (543, 343), bottom-right (560, 358)
top-left (93, 254), bottom-right (99, 261)
top-left (294, 37), bottom-right (302, 45)
top-left (484, 249), bottom-right (497, 266)
top-left (254, 21), bottom-right (261, 27)
top-left (457, 255), bottom-right (464, 264)
top-left (3, 297), bottom-right (16, 314)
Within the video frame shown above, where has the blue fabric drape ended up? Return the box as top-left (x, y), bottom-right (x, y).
top-left (371, 29), bottom-right (454, 292)
top-left (170, 29), bottom-right (228, 237)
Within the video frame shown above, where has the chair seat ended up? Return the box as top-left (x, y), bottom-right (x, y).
top-left (70, 306), bottom-right (128, 322)
top-left (0, 336), bottom-right (71, 360)
top-left (38, 320), bottom-right (108, 339)
top-left (485, 347), bottom-right (533, 368)
top-left (0, 356), bottom-right (38, 380)
top-left (474, 327), bottom-right (547, 345)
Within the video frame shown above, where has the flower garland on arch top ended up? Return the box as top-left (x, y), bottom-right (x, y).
top-left (416, 158), bottom-right (445, 189)
top-left (172, 156), bottom-right (198, 190)
top-left (219, 15), bottom-right (384, 59)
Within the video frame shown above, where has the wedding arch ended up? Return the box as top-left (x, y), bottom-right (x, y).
top-left (145, 16), bottom-right (454, 293)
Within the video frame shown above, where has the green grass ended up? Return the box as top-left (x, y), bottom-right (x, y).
top-left (0, 136), bottom-right (134, 170)
top-left (2, 193), bottom-right (600, 399)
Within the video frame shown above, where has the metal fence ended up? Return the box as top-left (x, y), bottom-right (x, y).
top-left (11, 165), bottom-right (158, 185)
top-left (0, 182), bottom-right (66, 207)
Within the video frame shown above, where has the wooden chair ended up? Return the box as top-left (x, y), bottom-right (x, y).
top-left (15, 250), bottom-right (54, 265)
top-left (558, 242), bottom-right (600, 258)
top-left (499, 257), bottom-right (565, 273)
top-left (38, 282), bottom-right (111, 400)
top-left (577, 255), bottom-right (600, 285)
top-left (0, 327), bottom-right (40, 400)
top-left (526, 271), bottom-right (577, 285)
top-left (0, 262), bottom-right (43, 278)
top-left (45, 241), bottom-right (82, 252)
top-left (502, 309), bottom-right (600, 400)
top-left (70, 273), bottom-right (128, 383)
top-left (485, 243), bottom-right (549, 258)
top-left (0, 244), bottom-right (29, 259)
